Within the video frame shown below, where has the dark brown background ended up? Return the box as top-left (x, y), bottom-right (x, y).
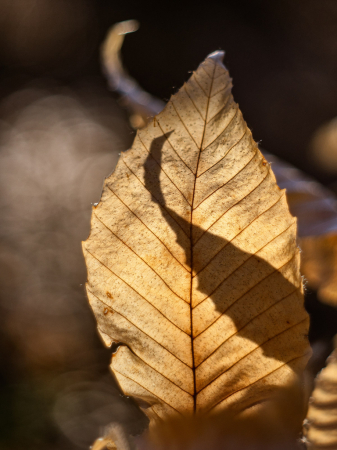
top-left (1, 1), bottom-right (337, 449)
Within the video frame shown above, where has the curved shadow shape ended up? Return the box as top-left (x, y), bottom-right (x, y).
top-left (143, 134), bottom-right (308, 385)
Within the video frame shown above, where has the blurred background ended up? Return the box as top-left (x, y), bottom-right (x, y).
top-left (1, 1), bottom-right (337, 449)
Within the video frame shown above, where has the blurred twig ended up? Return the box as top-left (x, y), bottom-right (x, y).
top-left (101, 20), bottom-right (165, 129)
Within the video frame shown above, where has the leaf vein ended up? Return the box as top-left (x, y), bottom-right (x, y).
top-left (183, 84), bottom-right (205, 120)
top-left (200, 105), bottom-right (239, 153)
top-left (84, 248), bottom-right (190, 335)
top-left (113, 368), bottom-right (184, 415)
top-left (189, 57), bottom-right (217, 409)
top-left (106, 185), bottom-right (190, 273)
top-left (198, 127), bottom-right (246, 176)
top-left (193, 218), bottom-right (295, 313)
top-left (156, 119), bottom-right (196, 174)
top-left (200, 65), bottom-right (212, 79)
top-left (196, 286), bottom-right (301, 371)
top-left (203, 341), bottom-right (309, 412)
top-left (198, 318), bottom-right (307, 393)
top-left (194, 244), bottom-right (298, 342)
top-left (206, 87), bottom-right (232, 124)
top-left (193, 187), bottom-right (284, 277)
top-left (170, 100), bottom-right (201, 149)
top-left (192, 143), bottom-right (256, 216)
top-left (94, 212), bottom-right (189, 303)
top-left (210, 83), bottom-right (232, 99)
top-left (138, 134), bottom-right (192, 205)
top-left (122, 159), bottom-right (190, 239)
top-left (88, 289), bottom-right (192, 369)
top-left (192, 74), bottom-right (209, 97)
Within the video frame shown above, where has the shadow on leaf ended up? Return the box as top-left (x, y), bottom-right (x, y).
top-left (144, 134), bottom-right (310, 413)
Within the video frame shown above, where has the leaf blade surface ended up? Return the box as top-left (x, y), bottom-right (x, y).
top-left (83, 51), bottom-right (311, 421)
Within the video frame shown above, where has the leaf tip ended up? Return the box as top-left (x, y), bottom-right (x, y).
top-left (206, 50), bottom-right (225, 63)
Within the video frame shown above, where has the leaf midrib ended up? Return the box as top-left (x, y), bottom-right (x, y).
top-left (189, 60), bottom-right (217, 409)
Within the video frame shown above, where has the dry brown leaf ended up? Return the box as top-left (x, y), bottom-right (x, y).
top-left (101, 27), bottom-right (337, 309)
top-left (83, 52), bottom-right (311, 426)
top-left (101, 24), bottom-right (337, 308)
top-left (304, 346), bottom-right (337, 448)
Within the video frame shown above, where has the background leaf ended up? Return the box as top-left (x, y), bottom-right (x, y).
top-left (304, 345), bottom-right (337, 448)
top-left (265, 152), bottom-right (337, 308)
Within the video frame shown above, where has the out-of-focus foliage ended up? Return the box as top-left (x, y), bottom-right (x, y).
top-left (304, 345), bottom-right (337, 448)
top-left (310, 118), bottom-right (337, 175)
top-left (136, 386), bottom-right (308, 450)
top-left (101, 20), bottom-right (165, 129)
top-left (0, 86), bottom-right (146, 449)
top-left (264, 153), bottom-right (337, 238)
top-left (300, 236), bottom-right (337, 308)
top-left (264, 153), bottom-right (337, 308)
top-left (92, 423), bottom-right (134, 450)
top-left (92, 385), bottom-right (310, 450)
